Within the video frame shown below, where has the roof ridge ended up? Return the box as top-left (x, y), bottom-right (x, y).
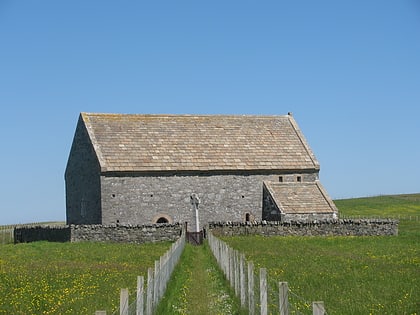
top-left (265, 181), bottom-right (318, 186)
top-left (81, 112), bottom-right (290, 119)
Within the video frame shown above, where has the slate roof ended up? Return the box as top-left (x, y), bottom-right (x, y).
top-left (264, 181), bottom-right (338, 214)
top-left (81, 113), bottom-right (320, 173)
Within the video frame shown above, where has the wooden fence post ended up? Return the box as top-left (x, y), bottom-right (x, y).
top-left (120, 288), bottom-right (129, 315)
top-left (247, 261), bottom-right (255, 315)
top-left (225, 243), bottom-right (230, 282)
top-left (137, 276), bottom-right (144, 315)
top-left (229, 247), bottom-right (234, 288)
top-left (260, 268), bottom-right (267, 315)
top-left (153, 260), bottom-right (159, 309)
top-left (279, 282), bottom-right (289, 315)
top-left (312, 301), bottom-right (325, 315)
top-left (234, 250), bottom-right (240, 297)
top-left (146, 268), bottom-right (154, 315)
top-left (240, 253), bottom-right (246, 308)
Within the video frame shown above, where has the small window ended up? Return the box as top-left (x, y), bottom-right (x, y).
top-left (245, 213), bottom-right (251, 222)
top-left (279, 176), bottom-right (283, 182)
top-left (297, 176), bottom-right (302, 182)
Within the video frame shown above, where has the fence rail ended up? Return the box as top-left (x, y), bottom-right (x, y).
top-left (96, 228), bottom-right (186, 315)
top-left (208, 231), bottom-right (327, 315)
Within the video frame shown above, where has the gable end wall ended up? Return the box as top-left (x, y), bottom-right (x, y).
top-left (65, 116), bottom-right (102, 224)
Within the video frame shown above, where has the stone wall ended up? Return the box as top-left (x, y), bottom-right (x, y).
top-left (70, 223), bottom-right (182, 243)
top-left (14, 224), bottom-right (183, 244)
top-left (14, 226), bottom-right (71, 243)
top-left (14, 219), bottom-right (398, 244)
top-left (100, 171), bottom-right (319, 230)
top-left (208, 219), bottom-right (399, 237)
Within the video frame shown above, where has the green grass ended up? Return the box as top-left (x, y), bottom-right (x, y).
top-left (223, 193), bottom-right (420, 314)
top-left (156, 242), bottom-right (247, 315)
top-left (336, 193), bottom-right (420, 238)
top-left (335, 193), bottom-right (420, 217)
top-left (1, 194), bottom-right (419, 314)
top-left (0, 241), bottom-right (171, 314)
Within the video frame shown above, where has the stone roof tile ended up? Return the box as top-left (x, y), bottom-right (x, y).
top-left (264, 181), bottom-right (338, 214)
top-left (81, 113), bottom-right (320, 172)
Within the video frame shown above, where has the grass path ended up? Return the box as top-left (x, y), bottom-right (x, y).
top-left (156, 242), bottom-right (246, 315)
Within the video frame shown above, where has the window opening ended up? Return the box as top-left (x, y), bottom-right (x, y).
top-left (297, 176), bottom-right (302, 182)
top-left (279, 176), bottom-right (283, 182)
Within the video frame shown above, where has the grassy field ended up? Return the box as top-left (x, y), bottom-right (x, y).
top-left (1, 194), bottom-right (419, 314)
top-left (335, 193), bottom-right (420, 218)
top-left (0, 241), bottom-right (171, 314)
top-left (224, 193), bottom-right (420, 314)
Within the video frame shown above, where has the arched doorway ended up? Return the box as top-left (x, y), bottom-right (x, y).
top-left (156, 217), bottom-right (169, 223)
top-left (152, 214), bottom-right (173, 224)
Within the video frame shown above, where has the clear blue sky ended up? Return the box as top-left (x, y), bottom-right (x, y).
top-left (1, 1), bottom-right (419, 224)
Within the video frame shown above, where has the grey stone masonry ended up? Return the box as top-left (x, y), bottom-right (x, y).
top-left (14, 225), bottom-right (71, 243)
top-left (14, 224), bottom-right (183, 244)
top-left (65, 113), bottom-right (335, 228)
top-left (14, 219), bottom-right (398, 244)
top-left (208, 219), bottom-right (399, 237)
top-left (100, 172), bottom-right (319, 231)
top-left (65, 115), bottom-right (102, 224)
top-left (70, 223), bottom-right (182, 243)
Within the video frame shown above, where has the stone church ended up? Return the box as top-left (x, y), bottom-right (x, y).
top-left (65, 112), bottom-right (338, 230)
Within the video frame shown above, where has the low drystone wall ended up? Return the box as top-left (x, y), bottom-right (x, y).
top-left (14, 226), bottom-right (71, 243)
top-left (208, 219), bottom-right (399, 237)
top-left (14, 219), bottom-right (398, 243)
top-left (70, 223), bottom-right (182, 243)
top-left (14, 223), bottom-right (183, 244)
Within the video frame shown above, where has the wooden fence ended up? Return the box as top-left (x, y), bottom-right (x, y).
top-left (208, 231), bottom-right (327, 315)
top-left (96, 228), bottom-right (186, 315)
top-left (0, 225), bottom-right (14, 244)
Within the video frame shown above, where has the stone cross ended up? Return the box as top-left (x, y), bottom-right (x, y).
top-left (190, 193), bottom-right (200, 232)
